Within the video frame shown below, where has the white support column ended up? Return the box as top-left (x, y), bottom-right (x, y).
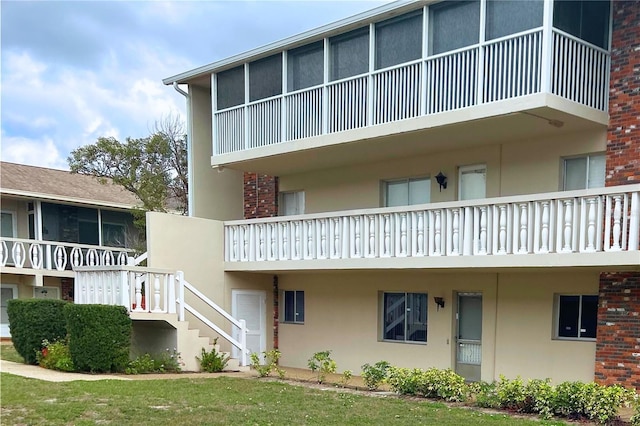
top-left (281, 51), bottom-right (288, 142)
top-left (322, 38), bottom-right (330, 135)
top-left (421, 5), bottom-right (429, 115)
top-left (367, 23), bottom-right (375, 126)
top-left (211, 73), bottom-right (218, 156)
top-left (244, 63), bottom-right (250, 149)
top-left (540, 0), bottom-right (554, 93)
top-left (477, 0), bottom-right (487, 104)
top-left (629, 192), bottom-right (639, 251)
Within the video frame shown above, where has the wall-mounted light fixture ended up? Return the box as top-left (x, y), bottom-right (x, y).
top-left (434, 296), bottom-right (445, 311)
top-left (435, 172), bottom-right (447, 192)
top-left (40, 289), bottom-right (48, 295)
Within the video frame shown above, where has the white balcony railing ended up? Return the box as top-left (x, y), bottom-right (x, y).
top-left (224, 185), bottom-right (640, 263)
top-left (74, 267), bottom-right (249, 366)
top-left (0, 238), bottom-right (134, 272)
top-left (213, 29), bottom-right (609, 155)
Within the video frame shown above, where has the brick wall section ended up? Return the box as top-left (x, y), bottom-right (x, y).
top-left (595, 273), bottom-right (640, 388)
top-left (243, 172), bottom-right (278, 219)
top-left (605, 0), bottom-right (640, 186)
top-left (596, 0), bottom-right (640, 389)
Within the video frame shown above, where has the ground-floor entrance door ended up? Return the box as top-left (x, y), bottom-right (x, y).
top-left (1, 285), bottom-right (18, 338)
top-left (455, 292), bottom-right (482, 381)
top-left (231, 290), bottom-right (266, 361)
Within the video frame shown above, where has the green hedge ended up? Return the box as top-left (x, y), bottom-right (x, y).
top-left (64, 304), bottom-right (132, 373)
top-left (7, 299), bottom-right (67, 364)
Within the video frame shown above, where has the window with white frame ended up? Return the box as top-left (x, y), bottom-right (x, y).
top-left (282, 290), bottom-right (304, 324)
top-left (563, 154), bottom-right (605, 191)
top-left (555, 294), bottom-right (598, 340)
top-left (382, 292), bottom-right (427, 343)
top-left (1, 211), bottom-right (15, 238)
top-left (384, 177), bottom-right (430, 207)
top-left (279, 191), bottom-right (305, 216)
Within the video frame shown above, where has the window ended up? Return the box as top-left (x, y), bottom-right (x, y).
top-left (279, 191), bottom-right (305, 216)
top-left (555, 295), bottom-right (598, 339)
top-left (1, 211), bottom-right (15, 238)
top-left (430, 0), bottom-right (480, 55)
top-left (563, 154), bottom-right (605, 191)
top-left (216, 66), bottom-right (245, 110)
top-left (288, 41), bottom-right (324, 91)
top-left (249, 53), bottom-right (283, 102)
top-left (375, 10), bottom-right (423, 70)
top-left (283, 290), bottom-right (304, 323)
top-left (553, 0), bottom-right (610, 49)
top-left (101, 210), bottom-right (134, 248)
top-left (330, 27), bottom-right (369, 81)
top-left (384, 177), bottom-right (430, 207)
top-left (382, 292), bottom-right (427, 343)
top-left (459, 165), bottom-right (486, 201)
top-left (485, 0), bottom-right (543, 40)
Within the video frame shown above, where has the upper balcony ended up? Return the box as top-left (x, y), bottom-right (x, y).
top-left (172, 0), bottom-right (613, 175)
top-left (224, 184), bottom-right (639, 272)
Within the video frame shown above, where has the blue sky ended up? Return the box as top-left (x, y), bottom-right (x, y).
top-left (1, 0), bottom-right (388, 170)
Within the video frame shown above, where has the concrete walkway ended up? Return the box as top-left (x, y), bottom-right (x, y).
top-left (0, 359), bottom-right (131, 382)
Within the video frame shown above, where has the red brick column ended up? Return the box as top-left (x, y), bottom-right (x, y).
top-left (243, 172), bottom-right (278, 219)
top-left (595, 0), bottom-right (640, 389)
top-left (605, 0), bottom-right (640, 187)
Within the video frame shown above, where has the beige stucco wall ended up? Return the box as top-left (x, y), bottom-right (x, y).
top-left (189, 84), bottom-right (244, 220)
top-left (278, 129), bottom-right (606, 214)
top-left (146, 212), bottom-right (273, 352)
top-left (1, 197), bottom-right (29, 239)
top-left (1, 274), bottom-right (63, 298)
top-left (275, 270), bottom-right (597, 383)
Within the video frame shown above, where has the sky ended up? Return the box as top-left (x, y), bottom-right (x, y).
top-left (1, 0), bottom-right (389, 170)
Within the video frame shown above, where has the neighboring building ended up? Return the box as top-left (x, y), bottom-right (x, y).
top-left (0, 161), bottom-right (141, 337)
top-left (78, 0), bottom-right (639, 382)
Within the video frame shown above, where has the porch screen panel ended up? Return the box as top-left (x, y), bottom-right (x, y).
top-left (485, 0), bottom-right (543, 40)
top-left (429, 0), bottom-right (480, 55)
top-left (1, 213), bottom-right (13, 237)
top-left (553, 0), bottom-right (610, 49)
top-left (288, 41), bottom-right (324, 91)
top-left (249, 53), bottom-right (283, 102)
top-left (102, 210), bottom-right (135, 248)
top-left (375, 10), bottom-right (423, 70)
top-left (329, 27), bottom-right (369, 81)
top-left (216, 66), bottom-right (245, 110)
top-left (78, 207), bottom-right (98, 245)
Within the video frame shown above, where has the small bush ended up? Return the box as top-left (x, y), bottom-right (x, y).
top-left (308, 350), bottom-right (337, 384)
top-left (7, 299), bottom-right (67, 364)
top-left (471, 381), bottom-right (500, 408)
top-left (126, 349), bottom-right (182, 374)
top-left (386, 367), bottom-right (421, 395)
top-left (64, 304), bottom-right (131, 373)
top-left (361, 361), bottom-right (390, 391)
top-left (197, 346), bottom-right (229, 373)
top-left (339, 370), bottom-right (353, 388)
top-left (250, 349), bottom-right (285, 378)
top-left (36, 339), bottom-right (74, 372)
top-left (387, 367), bottom-right (467, 402)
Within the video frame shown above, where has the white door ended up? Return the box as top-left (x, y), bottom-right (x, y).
top-left (459, 165), bottom-right (486, 201)
top-left (1, 285), bottom-right (18, 338)
top-left (232, 290), bottom-right (266, 361)
top-left (455, 292), bottom-right (483, 382)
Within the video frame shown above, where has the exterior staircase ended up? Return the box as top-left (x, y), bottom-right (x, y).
top-left (74, 265), bottom-right (250, 372)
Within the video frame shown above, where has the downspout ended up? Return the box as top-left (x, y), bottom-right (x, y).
top-left (173, 82), bottom-right (194, 217)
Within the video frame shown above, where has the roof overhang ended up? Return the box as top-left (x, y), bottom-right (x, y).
top-left (0, 189), bottom-right (139, 210)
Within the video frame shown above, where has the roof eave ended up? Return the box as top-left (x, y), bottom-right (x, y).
top-left (0, 189), bottom-right (141, 211)
top-left (163, 0), bottom-right (429, 85)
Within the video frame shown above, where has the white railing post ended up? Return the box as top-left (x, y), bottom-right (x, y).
top-left (540, 0), bottom-right (554, 93)
top-left (133, 272), bottom-right (144, 312)
top-left (152, 273), bottom-right (162, 313)
top-left (120, 270), bottom-right (130, 311)
top-left (239, 319), bottom-right (247, 367)
top-left (629, 192), bottom-right (640, 251)
top-left (177, 271), bottom-right (185, 321)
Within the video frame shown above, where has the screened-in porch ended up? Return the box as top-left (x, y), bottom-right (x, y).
top-left (212, 0), bottom-right (610, 156)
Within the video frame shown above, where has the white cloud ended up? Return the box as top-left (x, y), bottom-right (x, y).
top-left (1, 133), bottom-right (67, 170)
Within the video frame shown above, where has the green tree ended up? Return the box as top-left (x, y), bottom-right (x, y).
top-left (68, 115), bottom-right (188, 215)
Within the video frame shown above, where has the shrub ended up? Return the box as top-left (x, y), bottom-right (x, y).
top-left (471, 381), bottom-right (500, 408)
top-left (197, 346), bottom-right (229, 373)
top-left (495, 375), bottom-right (527, 410)
top-left (36, 338), bottom-right (74, 372)
top-left (386, 367), bottom-right (421, 395)
top-left (307, 350), bottom-right (337, 384)
top-left (339, 370), bottom-right (353, 388)
top-left (126, 349), bottom-right (182, 374)
top-left (361, 361), bottom-right (390, 390)
top-left (64, 304), bottom-right (131, 373)
top-left (7, 299), bottom-right (67, 364)
top-left (250, 349), bottom-right (285, 378)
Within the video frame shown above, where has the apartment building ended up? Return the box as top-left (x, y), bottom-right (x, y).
top-left (0, 162), bottom-right (140, 337)
top-left (81, 0), bottom-right (639, 384)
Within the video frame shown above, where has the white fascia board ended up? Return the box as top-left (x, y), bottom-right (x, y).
top-left (0, 189), bottom-right (139, 211)
top-left (162, 0), bottom-right (428, 85)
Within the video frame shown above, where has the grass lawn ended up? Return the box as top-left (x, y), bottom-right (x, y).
top-left (0, 344), bottom-right (24, 363)
top-left (0, 373), bottom-right (567, 425)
